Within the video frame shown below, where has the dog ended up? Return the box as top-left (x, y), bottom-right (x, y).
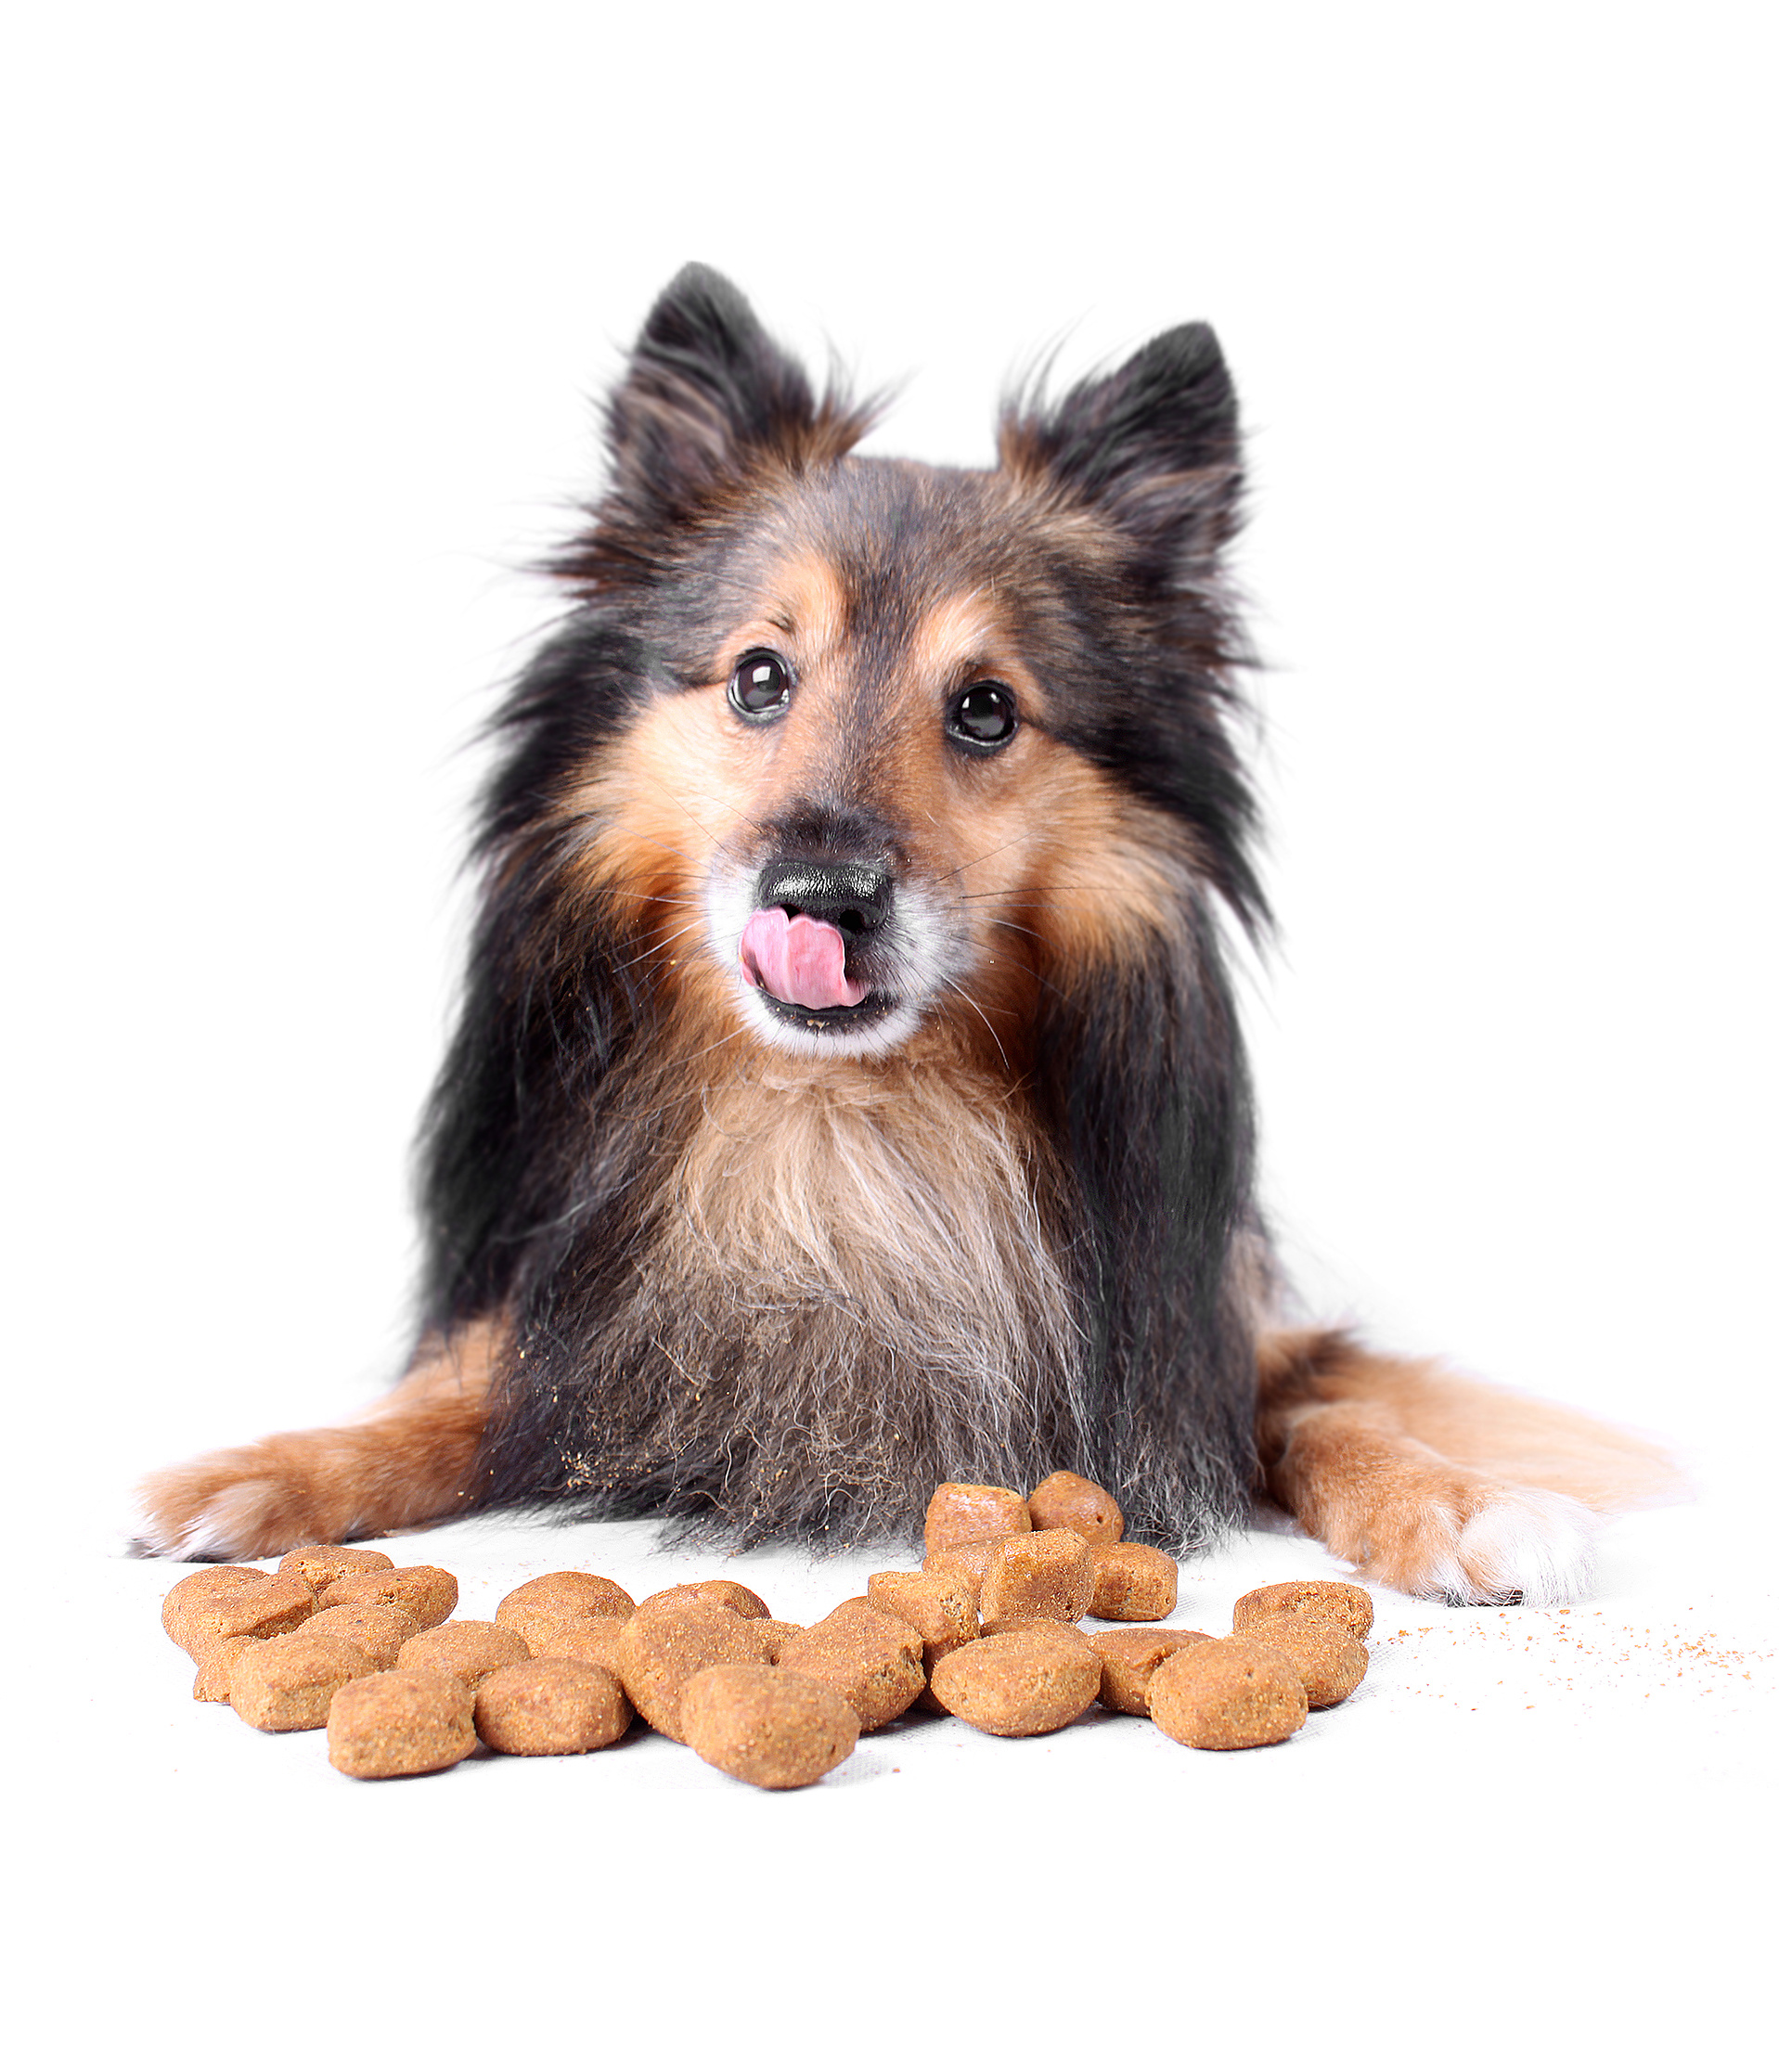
top-left (136, 265), bottom-right (1674, 1602)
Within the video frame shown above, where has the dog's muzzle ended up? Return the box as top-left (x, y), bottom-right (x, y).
top-left (740, 857), bottom-right (895, 1028)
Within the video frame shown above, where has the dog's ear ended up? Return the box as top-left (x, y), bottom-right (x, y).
top-left (604, 264), bottom-right (871, 522)
top-left (999, 324), bottom-right (1242, 564)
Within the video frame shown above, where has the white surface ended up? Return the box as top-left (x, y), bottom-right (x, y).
top-left (45, 1505), bottom-right (1776, 2066)
top-left (6, 3), bottom-right (1775, 2064)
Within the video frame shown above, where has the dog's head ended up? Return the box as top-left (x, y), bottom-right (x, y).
top-left (535, 265), bottom-right (1262, 1067)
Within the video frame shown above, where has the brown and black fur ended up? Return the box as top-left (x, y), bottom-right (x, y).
top-left (137, 266), bottom-right (1675, 1600)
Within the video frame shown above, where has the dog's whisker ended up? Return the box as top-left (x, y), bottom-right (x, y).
top-left (942, 977), bottom-right (1012, 1075)
top-left (609, 921), bottom-right (705, 974)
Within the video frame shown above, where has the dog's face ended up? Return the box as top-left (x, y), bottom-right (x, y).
top-left (574, 461), bottom-right (1188, 1062)
top-left (548, 267), bottom-right (1262, 1069)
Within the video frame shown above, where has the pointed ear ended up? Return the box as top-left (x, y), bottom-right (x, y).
top-left (603, 264), bottom-right (873, 524)
top-left (999, 323), bottom-right (1242, 563)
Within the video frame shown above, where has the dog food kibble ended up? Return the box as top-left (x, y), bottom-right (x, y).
top-left (158, 1477), bottom-right (1397, 1786)
top-left (532, 1615), bottom-right (628, 1677)
top-left (1026, 1470), bottom-right (1125, 1546)
top-left (861, 1584), bottom-right (982, 1714)
top-left (911, 1634), bottom-right (973, 1712)
top-left (867, 1570), bottom-right (980, 1648)
top-left (637, 1580), bottom-right (772, 1620)
top-left (474, 1660), bottom-right (632, 1754)
top-left (979, 1528), bottom-right (1094, 1630)
top-left (318, 1564), bottom-right (458, 1630)
top-left (228, 1632), bottom-right (374, 1732)
top-left (494, 1571), bottom-right (637, 1656)
top-left (1147, 1639), bottom-right (1308, 1750)
top-left (327, 1667), bottom-right (478, 1779)
top-left (1241, 1614), bottom-right (1368, 1707)
top-left (1089, 1628), bottom-right (1212, 1716)
top-left (615, 1600), bottom-right (776, 1742)
top-left (922, 1539), bottom-right (1004, 1591)
top-left (191, 1634), bottom-right (257, 1702)
top-left (398, 1619), bottom-right (533, 1691)
top-left (168, 1571), bottom-right (317, 1655)
top-left (923, 1483), bottom-right (1032, 1553)
top-left (161, 1567), bottom-right (266, 1651)
top-left (777, 1601), bottom-right (925, 1730)
top-left (277, 1545), bottom-right (395, 1593)
top-left (1232, 1580), bottom-right (1373, 1641)
top-left (929, 1628), bottom-right (1102, 1735)
top-left (681, 1664), bottom-right (860, 1789)
top-left (302, 1602), bottom-right (422, 1669)
top-left (496, 1571), bottom-right (637, 1647)
top-left (751, 1619), bottom-right (805, 1662)
top-left (1088, 1542), bottom-right (1180, 1621)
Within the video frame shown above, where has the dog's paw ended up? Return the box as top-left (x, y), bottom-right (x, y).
top-left (133, 1439), bottom-right (355, 1560)
top-left (1358, 1481), bottom-right (1598, 1606)
top-left (1445, 1485), bottom-right (1597, 1604)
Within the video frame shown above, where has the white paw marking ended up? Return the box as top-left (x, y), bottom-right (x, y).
top-left (133, 1464), bottom-right (287, 1562)
top-left (1456, 1486), bottom-right (1598, 1605)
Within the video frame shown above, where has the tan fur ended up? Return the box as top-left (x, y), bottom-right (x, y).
top-left (135, 1320), bottom-right (501, 1559)
top-left (550, 1046), bottom-right (1088, 1525)
top-left (1256, 1330), bottom-right (1682, 1600)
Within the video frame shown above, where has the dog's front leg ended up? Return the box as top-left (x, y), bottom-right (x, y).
top-left (133, 1319), bottom-right (501, 1560)
top-left (1255, 1328), bottom-right (1678, 1604)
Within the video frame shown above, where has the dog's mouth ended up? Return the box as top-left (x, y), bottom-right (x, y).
top-left (738, 907), bottom-right (896, 1030)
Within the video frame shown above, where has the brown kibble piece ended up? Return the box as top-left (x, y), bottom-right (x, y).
top-left (911, 1634), bottom-right (974, 1714)
top-left (495, 1572), bottom-right (637, 1656)
top-left (318, 1564), bottom-right (458, 1630)
top-left (1088, 1542), bottom-right (1180, 1621)
top-left (777, 1602), bottom-right (925, 1731)
top-left (1089, 1628), bottom-right (1212, 1716)
top-left (533, 1615), bottom-right (628, 1677)
top-left (191, 1634), bottom-right (257, 1702)
top-left (327, 1667), bottom-right (477, 1778)
top-left (161, 1567), bottom-right (265, 1651)
top-left (615, 1601), bottom-right (776, 1742)
top-left (867, 1570), bottom-right (980, 1648)
top-left (681, 1665), bottom-right (860, 1789)
top-left (979, 1529), bottom-right (1093, 1630)
top-left (302, 1602), bottom-right (422, 1669)
top-left (475, 1660), bottom-right (632, 1754)
top-left (922, 1539), bottom-right (1005, 1590)
top-left (1242, 1614), bottom-right (1368, 1707)
top-left (1148, 1638), bottom-right (1308, 1750)
top-left (923, 1483), bottom-right (1031, 1553)
top-left (637, 1580), bottom-right (771, 1621)
top-left (1027, 1470), bottom-right (1125, 1547)
top-left (398, 1619), bottom-right (532, 1691)
top-left (929, 1628), bottom-right (1102, 1736)
top-left (277, 1545), bottom-right (395, 1593)
top-left (1232, 1580), bottom-right (1373, 1641)
top-left (228, 1632), bottom-right (373, 1731)
top-left (168, 1571), bottom-right (316, 1656)
top-left (751, 1619), bottom-right (805, 1663)
top-left (494, 1604), bottom-right (604, 1657)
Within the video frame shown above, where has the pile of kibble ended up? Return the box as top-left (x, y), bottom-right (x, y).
top-left (159, 1471), bottom-right (1372, 1789)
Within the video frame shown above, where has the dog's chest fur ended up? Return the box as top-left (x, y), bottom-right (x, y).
top-left (510, 1059), bottom-right (1086, 1540)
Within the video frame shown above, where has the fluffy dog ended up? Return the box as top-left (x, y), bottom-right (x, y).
top-left (137, 265), bottom-right (1671, 1601)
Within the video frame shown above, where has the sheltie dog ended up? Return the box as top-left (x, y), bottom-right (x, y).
top-left (136, 265), bottom-right (1674, 1602)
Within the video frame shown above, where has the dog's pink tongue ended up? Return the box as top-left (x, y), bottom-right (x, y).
top-left (739, 907), bottom-right (869, 1010)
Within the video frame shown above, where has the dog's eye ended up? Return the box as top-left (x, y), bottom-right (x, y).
top-left (728, 650), bottom-right (793, 719)
top-left (947, 682), bottom-right (1018, 751)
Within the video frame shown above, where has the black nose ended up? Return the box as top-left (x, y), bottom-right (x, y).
top-left (754, 858), bottom-right (894, 940)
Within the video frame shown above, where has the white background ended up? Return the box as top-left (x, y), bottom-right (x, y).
top-left (5, 5), bottom-right (1774, 2066)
